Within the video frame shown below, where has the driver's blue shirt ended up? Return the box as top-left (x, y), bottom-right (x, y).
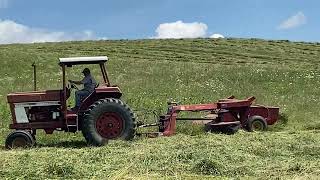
top-left (81, 74), bottom-right (97, 93)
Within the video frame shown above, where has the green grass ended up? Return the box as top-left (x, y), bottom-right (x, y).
top-left (0, 38), bottom-right (320, 179)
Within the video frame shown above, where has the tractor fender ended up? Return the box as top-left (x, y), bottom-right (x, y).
top-left (79, 86), bottom-right (122, 111)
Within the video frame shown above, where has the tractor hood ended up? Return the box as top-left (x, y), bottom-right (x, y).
top-left (7, 90), bottom-right (62, 103)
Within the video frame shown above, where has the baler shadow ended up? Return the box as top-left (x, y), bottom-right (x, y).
top-left (37, 140), bottom-right (88, 148)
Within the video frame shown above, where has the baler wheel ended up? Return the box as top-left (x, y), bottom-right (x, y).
top-left (82, 98), bottom-right (136, 146)
top-left (5, 130), bottom-right (35, 149)
top-left (247, 116), bottom-right (267, 132)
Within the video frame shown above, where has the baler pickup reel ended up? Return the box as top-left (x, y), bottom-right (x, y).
top-left (137, 96), bottom-right (279, 137)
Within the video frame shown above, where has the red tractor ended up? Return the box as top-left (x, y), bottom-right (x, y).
top-left (5, 56), bottom-right (136, 149)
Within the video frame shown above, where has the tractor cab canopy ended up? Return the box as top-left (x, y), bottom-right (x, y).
top-left (59, 56), bottom-right (108, 66)
top-left (59, 56), bottom-right (110, 86)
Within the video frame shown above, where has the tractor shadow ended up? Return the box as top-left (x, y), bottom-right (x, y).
top-left (37, 140), bottom-right (88, 148)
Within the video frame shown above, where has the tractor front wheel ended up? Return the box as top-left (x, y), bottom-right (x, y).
top-left (5, 130), bottom-right (35, 149)
top-left (246, 116), bottom-right (267, 132)
top-left (82, 98), bottom-right (136, 146)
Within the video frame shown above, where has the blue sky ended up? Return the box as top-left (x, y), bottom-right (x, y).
top-left (0, 0), bottom-right (318, 43)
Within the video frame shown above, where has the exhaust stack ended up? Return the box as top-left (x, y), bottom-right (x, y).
top-left (32, 62), bottom-right (37, 91)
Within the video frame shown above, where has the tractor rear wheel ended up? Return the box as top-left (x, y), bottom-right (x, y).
top-left (5, 130), bottom-right (35, 149)
top-left (247, 116), bottom-right (267, 132)
top-left (82, 98), bottom-right (136, 146)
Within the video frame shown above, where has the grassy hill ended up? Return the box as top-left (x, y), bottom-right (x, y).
top-left (0, 38), bottom-right (320, 179)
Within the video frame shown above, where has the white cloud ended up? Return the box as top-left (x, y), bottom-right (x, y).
top-left (0, 19), bottom-right (99, 44)
top-left (210, 33), bottom-right (224, 39)
top-left (154, 20), bottom-right (208, 39)
top-left (277, 11), bottom-right (307, 30)
top-left (0, 0), bottom-right (9, 8)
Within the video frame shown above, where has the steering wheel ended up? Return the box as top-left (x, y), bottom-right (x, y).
top-left (67, 81), bottom-right (79, 90)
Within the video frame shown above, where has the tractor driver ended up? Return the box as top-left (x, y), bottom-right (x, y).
top-left (68, 68), bottom-right (97, 110)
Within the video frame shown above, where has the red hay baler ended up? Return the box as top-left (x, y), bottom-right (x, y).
top-left (138, 96), bottom-right (279, 136)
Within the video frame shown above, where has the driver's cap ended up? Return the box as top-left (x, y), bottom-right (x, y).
top-left (82, 68), bottom-right (90, 74)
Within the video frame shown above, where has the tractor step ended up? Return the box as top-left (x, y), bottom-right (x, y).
top-left (66, 113), bottom-right (78, 127)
